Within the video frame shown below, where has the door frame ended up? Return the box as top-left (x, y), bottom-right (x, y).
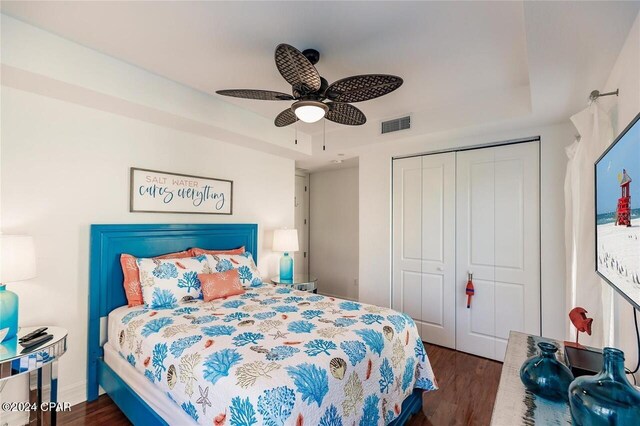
top-left (391, 136), bottom-right (543, 341)
top-left (295, 171), bottom-right (310, 274)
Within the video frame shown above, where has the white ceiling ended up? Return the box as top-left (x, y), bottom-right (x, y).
top-left (2, 1), bottom-right (638, 171)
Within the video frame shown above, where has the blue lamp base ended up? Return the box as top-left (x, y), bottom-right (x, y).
top-left (0, 284), bottom-right (19, 342)
top-left (279, 252), bottom-right (294, 281)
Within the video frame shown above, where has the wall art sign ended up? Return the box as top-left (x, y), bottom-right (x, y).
top-left (130, 168), bottom-right (233, 215)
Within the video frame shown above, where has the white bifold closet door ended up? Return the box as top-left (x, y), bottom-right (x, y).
top-left (392, 141), bottom-right (540, 361)
top-left (392, 153), bottom-right (456, 348)
top-left (456, 142), bottom-right (540, 361)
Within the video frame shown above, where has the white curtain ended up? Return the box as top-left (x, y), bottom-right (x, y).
top-left (565, 103), bottom-right (615, 347)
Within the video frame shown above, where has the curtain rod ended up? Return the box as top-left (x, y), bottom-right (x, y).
top-left (589, 89), bottom-right (619, 102)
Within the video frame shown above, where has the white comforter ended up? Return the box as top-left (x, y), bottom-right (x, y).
top-left (109, 284), bottom-right (436, 425)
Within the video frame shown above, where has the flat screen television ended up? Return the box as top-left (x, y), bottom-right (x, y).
top-left (595, 112), bottom-right (640, 310)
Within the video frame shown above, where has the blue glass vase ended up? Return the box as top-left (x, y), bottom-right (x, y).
top-left (279, 252), bottom-right (293, 281)
top-left (520, 341), bottom-right (574, 402)
top-left (0, 284), bottom-right (19, 342)
top-left (569, 347), bottom-right (640, 426)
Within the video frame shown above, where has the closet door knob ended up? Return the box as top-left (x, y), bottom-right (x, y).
top-left (436, 267), bottom-right (444, 271)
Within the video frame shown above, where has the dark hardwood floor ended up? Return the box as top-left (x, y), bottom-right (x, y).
top-left (409, 344), bottom-right (502, 426)
top-left (57, 393), bottom-right (129, 426)
top-left (59, 344), bottom-right (502, 425)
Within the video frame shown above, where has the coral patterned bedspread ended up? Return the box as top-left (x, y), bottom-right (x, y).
top-left (109, 284), bottom-right (436, 426)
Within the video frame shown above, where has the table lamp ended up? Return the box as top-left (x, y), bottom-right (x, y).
top-left (0, 235), bottom-right (36, 342)
top-left (273, 229), bottom-right (299, 281)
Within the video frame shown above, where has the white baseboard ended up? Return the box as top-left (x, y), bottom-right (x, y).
top-left (60, 380), bottom-right (86, 407)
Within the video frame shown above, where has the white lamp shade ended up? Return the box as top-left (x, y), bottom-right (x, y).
top-left (272, 229), bottom-right (299, 252)
top-left (0, 235), bottom-right (37, 283)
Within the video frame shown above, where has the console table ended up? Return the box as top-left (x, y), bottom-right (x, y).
top-left (491, 331), bottom-right (572, 425)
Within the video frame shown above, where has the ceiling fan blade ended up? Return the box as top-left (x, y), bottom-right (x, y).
top-left (326, 102), bottom-right (366, 126)
top-left (326, 74), bottom-right (403, 103)
top-left (275, 44), bottom-right (321, 93)
top-left (274, 108), bottom-right (298, 127)
top-left (216, 89), bottom-right (294, 101)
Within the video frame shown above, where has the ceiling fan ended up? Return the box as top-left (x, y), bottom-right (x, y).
top-left (216, 44), bottom-right (403, 127)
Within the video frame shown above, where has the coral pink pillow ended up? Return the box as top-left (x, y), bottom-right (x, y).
top-left (121, 250), bottom-right (192, 307)
top-left (191, 246), bottom-right (245, 256)
top-left (199, 270), bottom-right (245, 302)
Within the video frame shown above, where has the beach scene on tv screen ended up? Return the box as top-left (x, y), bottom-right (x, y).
top-left (596, 118), bottom-right (640, 305)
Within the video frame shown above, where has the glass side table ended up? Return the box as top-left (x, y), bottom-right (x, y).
top-left (271, 274), bottom-right (318, 293)
top-left (0, 326), bottom-right (68, 425)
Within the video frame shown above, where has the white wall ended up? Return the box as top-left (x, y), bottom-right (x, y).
top-left (358, 3), bottom-right (638, 352)
top-left (0, 14), bottom-right (312, 159)
top-left (310, 167), bottom-right (359, 300)
top-left (600, 11), bottom-right (640, 377)
top-left (0, 17), bottom-right (294, 426)
top-left (359, 122), bottom-right (573, 341)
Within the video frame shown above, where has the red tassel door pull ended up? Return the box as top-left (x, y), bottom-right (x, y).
top-left (465, 272), bottom-right (474, 308)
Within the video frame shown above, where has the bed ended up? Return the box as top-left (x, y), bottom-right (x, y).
top-left (88, 224), bottom-right (436, 425)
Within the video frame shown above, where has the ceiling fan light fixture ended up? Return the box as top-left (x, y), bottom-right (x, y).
top-left (292, 100), bottom-right (328, 123)
top-left (218, 44), bottom-right (402, 128)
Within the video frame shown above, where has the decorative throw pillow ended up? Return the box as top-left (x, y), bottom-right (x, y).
top-left (190, 246), bottom-right (245, 256)
top-left (204, 252), bottom-right (263, 287)
top-left (199, 270), bottom-right (245, 302)
top-left (137, 255), bottom-right (211, 309)
top-left (120, 250), bottom-right (192, 307)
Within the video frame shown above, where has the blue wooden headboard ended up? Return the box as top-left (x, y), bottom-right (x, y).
top-left (87, 223), bottom-right (258, 401)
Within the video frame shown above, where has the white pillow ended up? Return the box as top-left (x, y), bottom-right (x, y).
top-left (204, 252), bottom-right (263, 287)
top-left (137, 255), bottom-right (211, 309)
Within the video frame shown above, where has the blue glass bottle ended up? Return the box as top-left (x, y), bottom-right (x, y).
top-left (0, 284), bottom-right (19, 342)
top-left (279, 252), bottom-right (294, 282)
top-left (569, 347), bottom-right (640, 425)
top-left (520, 341), bottom-right (574, 402)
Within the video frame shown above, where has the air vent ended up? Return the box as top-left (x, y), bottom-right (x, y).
top-left (381, 116), bottom-right (411, 134)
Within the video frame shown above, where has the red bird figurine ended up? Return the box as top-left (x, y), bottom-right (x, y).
top-left (568, 307), bottom-right (593, 348)
top-left (465, 273), bottom-right (475, 309)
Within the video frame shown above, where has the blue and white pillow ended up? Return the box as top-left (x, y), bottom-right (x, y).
top-left (137, 255), bottom-right (211, 309)
top-left (204, 252), bottom-right (263, 287)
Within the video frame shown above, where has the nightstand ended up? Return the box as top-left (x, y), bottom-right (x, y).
top-left (0, 326), bottom-right (68, 426)
top-left (271, 274), bottom-right (318, 293)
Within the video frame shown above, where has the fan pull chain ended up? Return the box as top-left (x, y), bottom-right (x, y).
top-left (294, 120), bottom-right (298, 145)
top-left (323, 118), bottom-right (326, 151)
